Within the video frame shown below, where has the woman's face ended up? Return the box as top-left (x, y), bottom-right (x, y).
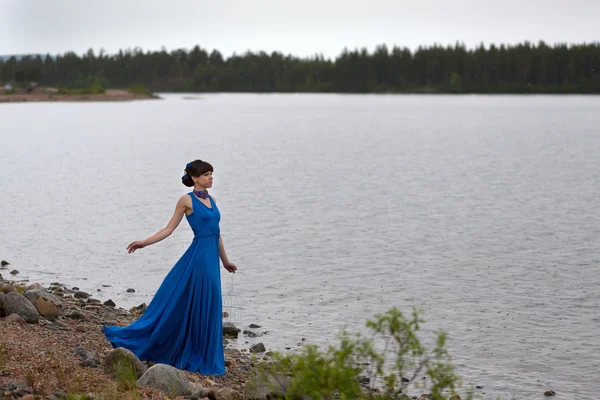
top-left (193, 171), bottom-right (213, 188)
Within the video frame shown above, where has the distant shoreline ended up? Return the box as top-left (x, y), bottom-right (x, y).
top-left (0, 89), bottom-right (160, 103)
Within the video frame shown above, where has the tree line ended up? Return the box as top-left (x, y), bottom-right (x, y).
top-left (1, 41), bottom-right (599, 93)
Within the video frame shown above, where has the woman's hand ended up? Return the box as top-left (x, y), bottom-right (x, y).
top-left (127, 240), bottom-right (147, 254)
top-left (223, 262), bottom-right (238, 273)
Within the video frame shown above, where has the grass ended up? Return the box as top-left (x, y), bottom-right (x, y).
top-left (113, 356), bottom-right (140, 398)
top-left (0, 343), bottom-right (6, 370)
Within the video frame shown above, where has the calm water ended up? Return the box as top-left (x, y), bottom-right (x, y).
top-left (1, 94), bottom-right (598, 399)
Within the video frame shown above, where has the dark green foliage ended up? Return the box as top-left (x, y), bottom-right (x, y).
top-left (127, 84), bottom-right (153, 95)
top-left (1, 41), bottom-right (599, 93)
top-left (249, 307), bottom-right (474, 400)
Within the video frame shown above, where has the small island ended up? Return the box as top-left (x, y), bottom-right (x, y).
top-left (0, 83), bottom-right (159, 103)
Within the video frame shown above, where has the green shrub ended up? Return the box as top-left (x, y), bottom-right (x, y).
top-left (57, 85), bottom-right (106, 95)
top-left (128, 85), bottom-right (153, 95)
top-left (251, 307), bottom-right (473, 400)
top-left (114, 357), bottom-right (139, 394)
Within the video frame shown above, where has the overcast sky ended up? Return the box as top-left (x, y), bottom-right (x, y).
top-left (2, 0), bottom-right (598, 59)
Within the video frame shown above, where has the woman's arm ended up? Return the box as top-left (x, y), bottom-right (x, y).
top-left (219, 236), bottom-right (238, 272)
top-left (127, 195), bottom-right (190, 253)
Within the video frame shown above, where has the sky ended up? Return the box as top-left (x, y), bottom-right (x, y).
top-left (2, 0), bottom-right (599, 60)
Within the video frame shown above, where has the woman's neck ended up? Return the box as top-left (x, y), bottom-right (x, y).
top-left (194, 186), bottom-right (208, 192)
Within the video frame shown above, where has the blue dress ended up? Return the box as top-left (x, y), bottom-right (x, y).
top-left (103, 193), bottom-right (225, 375)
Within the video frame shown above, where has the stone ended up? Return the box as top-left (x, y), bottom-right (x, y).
top-left (25, 283), bottom-right (43, 291)
top-left (136, 363), bottom-right (199, 397)
top-left (249, 343), bottom-right (266, 353)
top-left (73, 291), bottom-right (90, 299)
top-left (2, 292), bottom-right (39, 323)
top-left (5, 313), bottom-right (27, 324)
top-left (1, 283), bottom-right (14, 294)
top-left (223, 325), bottom-right (239, 338)
top-left (66, 310), bottom-right (86, 320)
top-left (0, 292), bottom-right (5, 317)
top-left (74, 346), bottom-right (101, 369)
top-left (244, 371), bottom-right (291, 399)
top-left (23, 289), bottom-right (62, 319)
top-left (103, 299), bottom-right (116, 307)
top-left (46, 322), bottom-right (72, 331)
top-left (205, 387), bottom-right (244, 400)
top-left (103, 347), bottom-right (147, 379)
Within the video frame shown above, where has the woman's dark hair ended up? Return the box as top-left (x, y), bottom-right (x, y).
top-left (181, 159), bottom-right (214, 187)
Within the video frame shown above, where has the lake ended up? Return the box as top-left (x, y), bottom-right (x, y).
top-left (1, 93), bottom-right (598, 399)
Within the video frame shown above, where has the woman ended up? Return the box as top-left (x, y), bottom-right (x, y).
top-left (103, 159), bottom-right (237, 375)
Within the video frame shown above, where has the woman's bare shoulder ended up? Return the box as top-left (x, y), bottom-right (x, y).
top-left (178, 193), bottom-right (192, 206)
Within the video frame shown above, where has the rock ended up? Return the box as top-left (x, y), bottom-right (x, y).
top-left (130, 303), bottom-right (147, 315)
top-left (80, 358), bottom-right (100, 368)
top-left (74, 346), bottom-right (100, 368)
top-left (0, 292), bottom-right (5, 317)
top-left (0, 260), bottom-right (9, 266)
top-left (248, 323), bottom-right (261, 328)
top-left (46, 322), bottom-right (72, 331)
top-left (449, 395), bottom-right (462, 400)
top-left (87, 298), bottom-right (101, 304)
top-left (75, 325), bottom-right (86, 332)
top-left (136, 363), bottom-right (198, 396)
top-left (1, 283), bottom-right (15, 294)
top-left (206, 386), bottom-right (244, 400)
top-left (223, 325), bottom-right (239, 338)
top-left (249, 343), bottom-right (266, 353)
top-left (104, 299), bottom-right (116, 307)
top-left (66, 310), bottom-right (86, 320)
top-left (23, 289), bottom-right (62, 319)
top-left (126, 288), bottom-right (135, 293)
top-left (0, 382), bottom-right (30, 396)
top-left (25, 283), bottom-right (43, 291)
top-left (2, 292), bottom-right (39, 323)
top-left (244, 371), bottom-right (291, 399)
top-left (401, 376), bottom-right (410, 383)
top-left (544, 390), bottom-right (556, 396)
top-left (357, 375), bottom-right (370, 385)
top-left (9, 270), bottom-right (18, 275)
top-left (243, 330), bottom-right (260, 338)
top-left (73, 291), bottom-right (90, 299)
top-left (103, 347), bottom-right (147, 379)
top-left (5, 313), bottom-right (27, 324)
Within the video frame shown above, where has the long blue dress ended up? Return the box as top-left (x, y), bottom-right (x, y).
top-left (103, 193), bottom-right (225, 375)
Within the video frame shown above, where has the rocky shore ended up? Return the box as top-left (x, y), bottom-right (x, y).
top-left (0, 261), bottom-right (277, 400)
